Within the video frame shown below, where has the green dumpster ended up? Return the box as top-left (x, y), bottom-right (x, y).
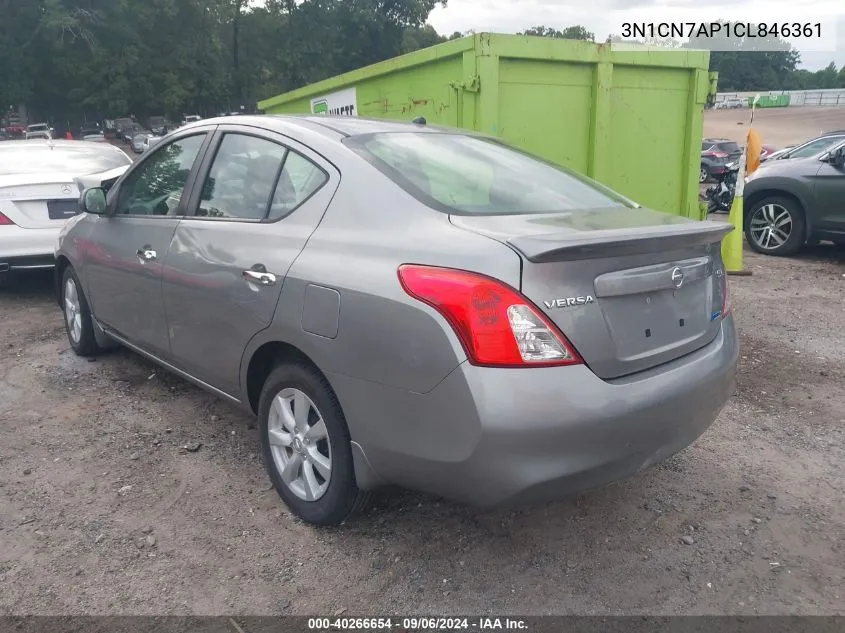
top-left (752, 94), bottom-right (790, 108)
top-left (259, 33), bottom-right (713, 219)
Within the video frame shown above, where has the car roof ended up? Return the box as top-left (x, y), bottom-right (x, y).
top-left (178, 114), bottom-right (457, 140)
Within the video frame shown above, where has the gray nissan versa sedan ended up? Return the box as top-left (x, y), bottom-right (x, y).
top-left (54, 116), bottom-right (739, 525)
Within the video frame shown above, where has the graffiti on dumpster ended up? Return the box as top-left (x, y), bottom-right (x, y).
top-left (311, 87), bottom-right (358, 116)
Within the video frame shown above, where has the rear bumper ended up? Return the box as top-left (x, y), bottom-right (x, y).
top-left (0, 226), bottom-right (58, 272)
top-left (332, 317), bottom-right (738, 506)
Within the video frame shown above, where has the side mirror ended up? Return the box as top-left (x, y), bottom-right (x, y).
top-left (829, 147), bottom-right (845, 167)
top-left (79, 187), bottom-right (108, 215)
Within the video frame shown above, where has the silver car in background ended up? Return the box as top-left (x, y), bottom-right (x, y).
top-left (55, 116), bottom-right (738, 525)
top-left (82, 133), bottom-right (108, 143)
top-left (131, 132), bottom-right (160, 154)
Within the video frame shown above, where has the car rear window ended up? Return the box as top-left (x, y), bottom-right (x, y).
top-left (344, 132), bottom-right (635, 215)
top-left (717, 142), bottom-right (740, 153)
top-left (0, 144), bottom-right (132, 175)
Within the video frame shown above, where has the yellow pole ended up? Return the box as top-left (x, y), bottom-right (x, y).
top-left (720, 95), bottom-right (758, 277)
top-left (721, 151), bottom-right (747, 274)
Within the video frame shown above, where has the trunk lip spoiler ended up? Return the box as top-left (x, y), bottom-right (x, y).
top-left (508, 221), bottom-right (733, 263)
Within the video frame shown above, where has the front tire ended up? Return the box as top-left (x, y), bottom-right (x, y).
top-left (62, 266), bottom-right (103, 356)
top-left (744, 196), bottom-right (806, 256)
top-left (258, 362), bottom-right (369, 526)
top-left (699, 165), bottom-right (710, 183)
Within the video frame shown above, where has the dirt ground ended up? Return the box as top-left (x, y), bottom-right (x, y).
top-left (1, 241), bottom-right (844, 616)
top-left (704, 106), bottom-right (845, 149)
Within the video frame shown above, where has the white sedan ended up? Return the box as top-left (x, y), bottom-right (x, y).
top-left (0, 139), bottom-right (132, 282)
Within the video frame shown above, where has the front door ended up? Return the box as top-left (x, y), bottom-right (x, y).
top-left (84, 131), bottom-right (212, 357)
top-left (161, 127), bottom-right (336, 395)
top-left (811, 143), bottom-right (845, 237)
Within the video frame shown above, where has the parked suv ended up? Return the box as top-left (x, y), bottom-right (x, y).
top-left (743, 139), bottom-right (845, 256)
top-left (701, 139), bottom-right (743, 183)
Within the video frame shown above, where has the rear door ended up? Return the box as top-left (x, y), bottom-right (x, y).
top-left (161, 125), bottom-right (336, 395)
top-left (811, 142), bottom-right (845, 235)
top-left (83, 129), bottom-right (213, 357)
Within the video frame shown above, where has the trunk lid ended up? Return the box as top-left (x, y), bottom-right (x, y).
top-left (451, 208), bottom-right (732, 379)
top-left (0, 174), bottom-right (80, 228)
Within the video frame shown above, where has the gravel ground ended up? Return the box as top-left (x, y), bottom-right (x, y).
top-left (1, 243), bottom-right (844, 617)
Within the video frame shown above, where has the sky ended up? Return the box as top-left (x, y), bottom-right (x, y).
top-left (426, 0), bottom-right (845, 71)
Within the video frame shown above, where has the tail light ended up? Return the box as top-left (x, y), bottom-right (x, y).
top-left (0, 212), bottom-right (15, 226)
top-left (707, 151), bottom-right (729, 159)
top-left (398, 264), bottom-right (582, 368)
top-left (721, 275), bottom-right (731, 318)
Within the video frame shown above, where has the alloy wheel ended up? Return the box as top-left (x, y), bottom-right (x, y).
top-left (64, 278), bottom-right (83, 344)
top-left (699, 167), bottom-right (708, 183)
top-left (267, 387), bottom-right (332, 501)
top-left (749, 203), bottom-right (793, 251)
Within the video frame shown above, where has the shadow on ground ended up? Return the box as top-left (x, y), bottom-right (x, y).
top-left (0, 270), bottom-right (55, 299)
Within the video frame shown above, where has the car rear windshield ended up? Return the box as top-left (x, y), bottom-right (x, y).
top-left (0, 144), bottom-right (132, 175)
top-left (344, 132), bottom-right (635, 215)
top-left (717, 142), bottom-right (740, 153)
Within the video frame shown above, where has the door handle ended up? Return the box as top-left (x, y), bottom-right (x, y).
top-left (136, 247), bottom-right (157, 261)
top-left (243, 269), bottom-right (276, 286)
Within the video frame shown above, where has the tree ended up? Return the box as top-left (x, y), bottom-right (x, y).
top-left (813, 62), bottom-right (839, 90)
top-left (0, 0), bottom-right (455, 123)
top-left (560, 25), bottom-right (594, 41)
top-left (401, 24), bottom-right (446, 54)
top-left (520, 25), bottom-right (594, 41)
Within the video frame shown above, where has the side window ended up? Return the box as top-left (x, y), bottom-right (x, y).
top-left (268, 151), bottom-right (328, 220)
top-left (117, 134), bottom-right (206, 216)
top-left (789, 137), bottom-right (844, 159)
top-left (197, 133), bottom-right (286, 220)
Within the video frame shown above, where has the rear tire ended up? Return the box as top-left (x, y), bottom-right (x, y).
top-left (258, 362), bottom-right (370, 526)
top-left (61, 267), bottom-right (103, 357)
top-left (744, 196), bottom-right (806, 256)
